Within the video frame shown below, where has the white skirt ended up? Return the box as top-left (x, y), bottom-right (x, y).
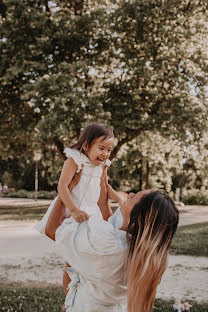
top-left (34, 196), bottom-right (69, 234)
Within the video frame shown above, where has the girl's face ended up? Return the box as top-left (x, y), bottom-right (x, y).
top-left (84, 136), bottom-right (114, 166)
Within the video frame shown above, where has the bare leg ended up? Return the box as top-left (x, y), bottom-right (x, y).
top-left (61, 263), bottom-right (71, 312)
top-left (51, 199), bottom-right (71, 295)
top-left (63, 262), bottom-right (71, 296)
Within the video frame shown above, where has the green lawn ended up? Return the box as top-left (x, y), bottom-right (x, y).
top-left (0, 205), bottom-right (48, 221)
top-left (0, 285), bottom-right (207, 312)
top-left (170, 222), bottom-right (208, 257)
top-left (0, 285), bottom-right (64, 312)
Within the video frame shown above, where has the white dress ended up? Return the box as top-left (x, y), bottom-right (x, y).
top-left (34, 148), bottom-right (111, 234)
top-left (55, 208), bottom-right (127, 312)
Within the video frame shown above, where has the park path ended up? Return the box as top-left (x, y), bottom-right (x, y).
top-left (1, 199), bottom-right (208, 302)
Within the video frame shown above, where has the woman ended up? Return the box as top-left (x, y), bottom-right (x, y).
top-left (45, 170), bottom-right (178, 312)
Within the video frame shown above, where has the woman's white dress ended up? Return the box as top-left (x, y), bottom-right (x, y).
top-left (56, 208), bottom-right (127, 312)
top-left (34, 148), bottom-right (111, 234)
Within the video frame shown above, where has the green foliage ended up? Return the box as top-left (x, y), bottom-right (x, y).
top-left (9, 189), bottom-right (57, 199)
top-left (181, 189), bottom-right (208, 205)
top-left (9, 189), bottom-right (29, 198)
top-left (109, 131), bottom-right (208, 196)
top-left (171, 222), bottom-right (208, 257)
top-left (0, 0), bottom-right (208, 193)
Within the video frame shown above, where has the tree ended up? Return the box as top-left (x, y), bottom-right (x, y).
top-left (0, 0), bottom-right (208, 190)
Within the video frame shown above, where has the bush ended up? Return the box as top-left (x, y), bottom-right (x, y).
top-left (9, 189), bottom-right (29, 198)
top-left (35, 191), bottom-right (57, 199)
top-left (181, 188), bottom-right (208, 205)
top-left (9, 190), bottom-right (57, 199)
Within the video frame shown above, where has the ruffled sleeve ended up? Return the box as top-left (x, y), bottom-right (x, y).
top-left (63, 148), bottom-right (85, 173)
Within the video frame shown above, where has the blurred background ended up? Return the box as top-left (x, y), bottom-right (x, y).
top-left (0, 2), bottom-right (208, 311)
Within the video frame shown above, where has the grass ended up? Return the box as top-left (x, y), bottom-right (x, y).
top-left (170, 222), bottom-right (208, 257)
top-left (0, 201), bottom-right (118, 221)
top-left (0, 285), bottom-right (64, 312)
top-left (0, 205), bottom-right (48, 221)
top-left (0, 285), bottom-right (208, 312)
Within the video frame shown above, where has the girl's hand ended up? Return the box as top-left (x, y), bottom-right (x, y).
top-left (98, 166), bottom-right (113, 221)
top-left (71, 208), bottom-right (89, 222)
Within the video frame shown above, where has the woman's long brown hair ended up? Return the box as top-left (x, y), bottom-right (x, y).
top-left (126, 191), bottom-right (179, 312)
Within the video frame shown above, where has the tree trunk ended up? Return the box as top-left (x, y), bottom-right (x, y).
top-left (139, 159), bottom-right (143, 191)
top-left (145, 160), bottom-right (149, 189)
top-left (110, 128), bottom-right (144, 160)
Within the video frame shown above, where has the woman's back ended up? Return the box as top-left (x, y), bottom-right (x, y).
top-left (56, 211), bottom-right (128, 312)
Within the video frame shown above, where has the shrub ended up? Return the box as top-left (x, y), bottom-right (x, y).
top-left (9, 190), bottom-right (57, 199)
top-left (181, 188), bottom-right (208, 205)
top-left (36, 191), bottom-right (57, 199)
top-left (9, 189), bottom-right (29, 198)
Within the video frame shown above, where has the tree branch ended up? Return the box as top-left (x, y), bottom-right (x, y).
top-left (110, 128), bottom-right (143, 160)
top-left (44, 0), bottom-right (51, 14)
top-left (184, 0), bottom-right (193, 12)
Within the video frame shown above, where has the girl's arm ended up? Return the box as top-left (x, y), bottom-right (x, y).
top-left (58, 158), bottom-right (89, 222)
top-left (46, 168), bottom-right (83, 240)
top-left (98, 167), bottom-right (113, 221)
top-left (101, 165), bottom-right (123, 207)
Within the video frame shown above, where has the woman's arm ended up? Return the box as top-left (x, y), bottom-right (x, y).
top-left (58, 158), bottom-right (89, 222)
top-left (45, 196), bottom-right (65, 241)
top-left (98, 167), bottom-right (113, 221)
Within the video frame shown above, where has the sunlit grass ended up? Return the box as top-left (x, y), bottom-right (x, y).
top-left (0, 285), bottom-right (64, 312)
top-left (0, 285), bottom-right (207, 312)
top-left (170, 222), bottom-right (208, 257)
top-left (0, 205), bottom-right (48, 221)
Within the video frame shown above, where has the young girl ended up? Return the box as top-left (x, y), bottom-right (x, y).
top-left (35, 122), bottom-right (122, 293)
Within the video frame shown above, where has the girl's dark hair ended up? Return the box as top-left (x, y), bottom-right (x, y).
top-left (126, 191), bottom-right (179, 312)
top-left (71, 122), bottom-right (114, 153)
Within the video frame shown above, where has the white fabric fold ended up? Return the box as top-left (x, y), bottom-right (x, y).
top-left (56, 209), bottom-right (128, 311)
